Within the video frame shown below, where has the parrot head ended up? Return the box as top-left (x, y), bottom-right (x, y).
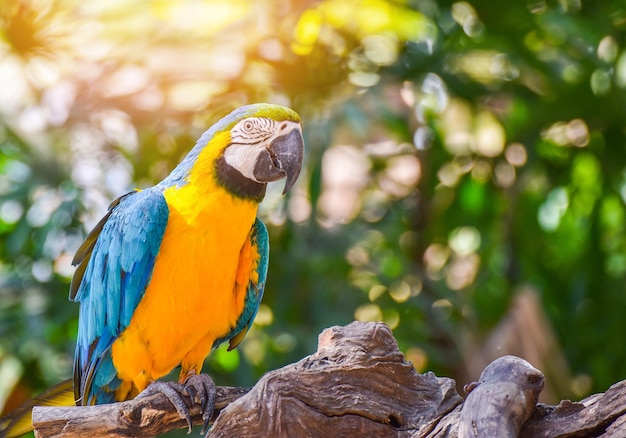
top-left (163, 103), bottom-right (304, 201)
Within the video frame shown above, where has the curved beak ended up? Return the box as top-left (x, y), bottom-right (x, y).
top-left (253, 128), bottom-right (305, 194)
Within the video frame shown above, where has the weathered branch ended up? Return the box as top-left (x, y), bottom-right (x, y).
top-left (208, 321), bottom-right (462, 437)
top-left (31, 321), bottom-right (626, 437)
top-left (459, 356), bottom-right (544, 437)
top-left (521, 380), bottom-right (626, 437)
top-left (32, 386), bottom-right (248, 438)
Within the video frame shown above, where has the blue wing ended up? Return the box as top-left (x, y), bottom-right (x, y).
top-left (215, 218), bottom-right (269, 351)
top-left (70, 189), bottom-right (169, 405)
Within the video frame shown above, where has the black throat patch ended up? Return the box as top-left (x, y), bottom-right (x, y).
top-left (215, 156), bottom-right (267, 202)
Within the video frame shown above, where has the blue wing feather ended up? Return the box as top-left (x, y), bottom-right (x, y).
top-left (71, 189), bottom-right (169, 404)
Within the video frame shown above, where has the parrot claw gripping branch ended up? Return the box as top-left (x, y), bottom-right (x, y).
top-left (0, 103), bottom-right (305, 437)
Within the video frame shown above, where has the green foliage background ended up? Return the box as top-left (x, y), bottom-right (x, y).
top-left (1, 0), bottom-right (626, 427)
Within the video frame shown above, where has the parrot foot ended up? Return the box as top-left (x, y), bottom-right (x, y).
top-left (184, 373), bottom-right (216, 435)
top-left (138, 374), bottom-right (216, 435)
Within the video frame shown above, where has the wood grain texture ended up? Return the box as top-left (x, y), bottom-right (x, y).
top-left (32, 386), bottom-right (248, 438)
top-left (30, 321), bottom-right (626, 437)
top-left (520, 380), bottom-right (626, 438)
top-left (208, 321), bottom-right (462, 437)
top-left (459, 356), bottom-right (544, 437)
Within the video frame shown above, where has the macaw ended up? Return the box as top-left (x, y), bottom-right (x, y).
top-left (0, 103), bottom-right (304, 437)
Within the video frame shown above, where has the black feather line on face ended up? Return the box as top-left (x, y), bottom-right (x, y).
top-left (215, 155), bottom-right (266, 202)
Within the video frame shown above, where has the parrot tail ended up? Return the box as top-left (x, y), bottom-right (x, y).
top-left (0, 379), bottom-right (75, 438)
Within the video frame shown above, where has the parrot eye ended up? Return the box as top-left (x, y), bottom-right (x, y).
top-left (243, 120), bottom-right (255, 132)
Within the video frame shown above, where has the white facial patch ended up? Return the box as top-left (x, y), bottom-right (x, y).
top-left (223, 144), bottom-right (265, 181)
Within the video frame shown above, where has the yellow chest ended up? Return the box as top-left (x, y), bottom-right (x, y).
top-left (111, 182), bottom-right (258, 385)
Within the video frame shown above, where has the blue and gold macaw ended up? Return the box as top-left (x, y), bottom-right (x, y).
top-left (0, 103), bottom-right (304, 437)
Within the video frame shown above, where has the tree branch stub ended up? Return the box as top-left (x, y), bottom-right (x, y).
top-left (459, 355), bottom-right (544, 438)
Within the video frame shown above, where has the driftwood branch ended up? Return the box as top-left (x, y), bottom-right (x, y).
top-left (31, 321), bottom-right (626, 437)
top-left (32, 386), bottom-right (248, 438)
top-left (459, 356), bottom-right (544, 437)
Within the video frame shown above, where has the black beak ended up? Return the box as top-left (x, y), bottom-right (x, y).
top-left (253, 128), bottom-right (305, 194)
